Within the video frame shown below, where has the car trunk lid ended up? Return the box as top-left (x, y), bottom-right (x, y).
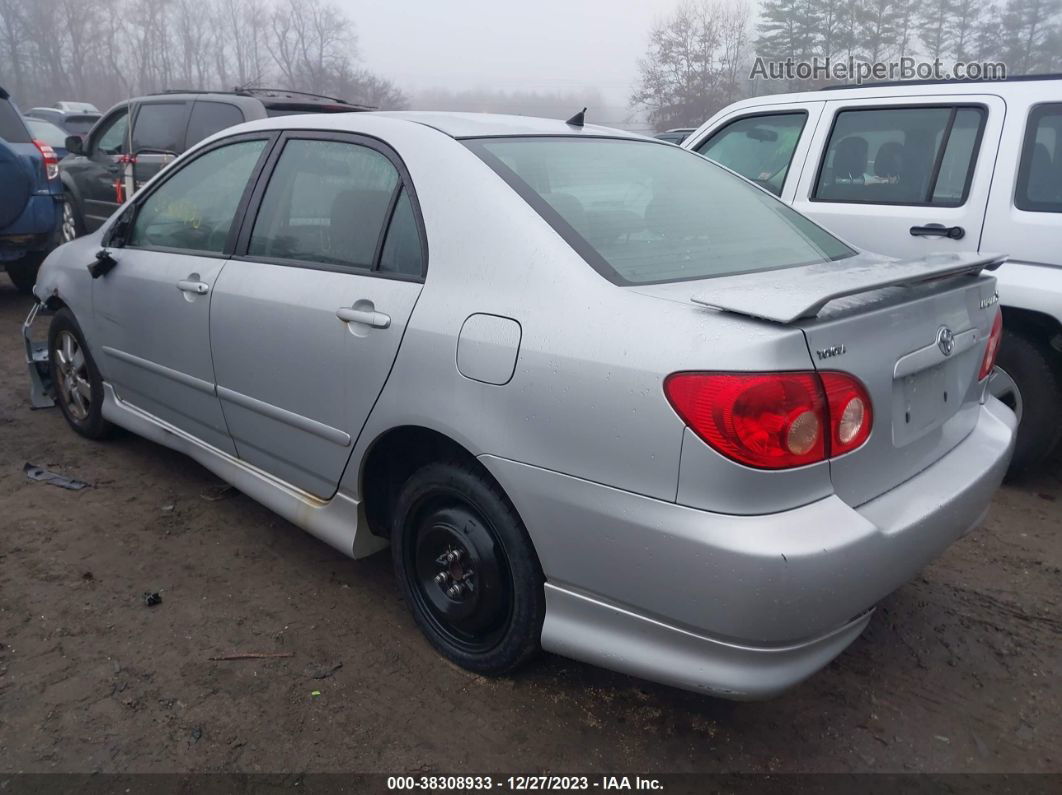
top-left (692, 252), bottom-right (1003, 506)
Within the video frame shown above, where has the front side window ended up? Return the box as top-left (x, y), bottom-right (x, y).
top-left (696, 112), bottom-right (807, 196)
top-left (249, 139), bottom-right (400, 270)
top-left (131, 102), bottom-right (187, 153)
top-left (468, 137), bottom-right (854, 285)
top-left (93, 110), bottom-right (128, 155)
top-left (1016, 104), bottom-right (1062, 213)
top-left (128, 139), bottom-right (266, 253)
top-left (814, 106), bottom-right (985, 206)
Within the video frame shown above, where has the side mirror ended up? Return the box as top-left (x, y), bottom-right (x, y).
top-left (65, 135), bottom-right (84, 155)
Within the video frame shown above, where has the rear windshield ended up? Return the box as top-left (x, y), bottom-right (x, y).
top-left (0, 98), bottom-right (31, 143)
top-left (467, 137), bottom-right (855, 285)
top-left (63, 115), bottom-right (98, 135)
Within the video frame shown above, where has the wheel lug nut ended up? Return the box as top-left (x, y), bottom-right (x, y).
top-left (446, 583), bottom-right (465, 599)
top-left (434, 572), bottom-right (449, 585)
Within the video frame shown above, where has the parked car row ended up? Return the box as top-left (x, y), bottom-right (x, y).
top-left (26, 101), bottom-right (1016, 698)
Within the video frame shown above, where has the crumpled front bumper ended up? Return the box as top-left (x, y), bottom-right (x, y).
top-left (23, 301), bottom-right (55, 409)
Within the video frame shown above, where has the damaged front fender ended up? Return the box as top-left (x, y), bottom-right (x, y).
top-left (24, 300), bottom-right (55, 409)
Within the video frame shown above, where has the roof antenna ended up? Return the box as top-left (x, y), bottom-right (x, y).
top-left (566, 107), bottom-right (587, 127)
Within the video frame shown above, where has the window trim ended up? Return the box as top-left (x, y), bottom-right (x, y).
top-left (1014, 102), bottom-right (1062, 214)
top-left (114, 131), bottom-right (280, 260)
top-left (694, 110), bottom-right (809, 197)
top-left (810, 103), bottom-right (988, 208)
top-left (231, 129), bottom-right (429, 283)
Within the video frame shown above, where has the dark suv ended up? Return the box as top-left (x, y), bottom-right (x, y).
top-left (60, 88), bottom-right (371, 241)
top-left (0, 85), bottom-right (62, 293)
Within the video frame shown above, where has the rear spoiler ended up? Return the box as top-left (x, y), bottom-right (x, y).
top-left (691, 253), bottom-right (1005, 324)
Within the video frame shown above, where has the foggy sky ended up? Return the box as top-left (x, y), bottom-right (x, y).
top-left (347, 0), bottom-right (690, 115)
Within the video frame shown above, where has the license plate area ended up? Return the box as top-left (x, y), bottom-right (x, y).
top-left (892, 361), bottom-right (957, 446)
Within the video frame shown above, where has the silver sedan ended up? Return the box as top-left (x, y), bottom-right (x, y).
top-left (26, 112), bottom-right (1016, 698)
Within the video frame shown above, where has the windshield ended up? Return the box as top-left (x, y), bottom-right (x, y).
top-left (467, 136), bottom-right (855, 285)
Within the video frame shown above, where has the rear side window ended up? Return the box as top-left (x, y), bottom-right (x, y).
top-left (132, 102), bottom-right (188, 153)
top-left (0, 98), bottom-right (31, 143)
top-left (186, 102), bottom-right (245, 148)
top-left (814, 106), bottom-right (985, 206)
top-left (696, 112), bottom-right (807, 196)
top-left (129, 139), bottom-right (266, 253)
top-left (468, 137), bottom-right (854, 285)
top-left (1016, 104), bottom-right (1062, 213)
top-left (249, 139), bottom-right (400, 270)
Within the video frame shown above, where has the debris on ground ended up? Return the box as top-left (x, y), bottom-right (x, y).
top-left (191, 727), bottom-right (203, 742)
top-left (23, 463), bottom-right (89, 490)
top-left (143, 592), bottom-right (163, 607)
top-left (208, 651), bottom-right (294, 661)
top-left (304, 661), bottom-right (343, 680)
top-left (200, 485), bottom-right (236, 502)
top-left (310, 690), bottom-right (321, 697)
top-left (81, 571), bottom-right (94, 581)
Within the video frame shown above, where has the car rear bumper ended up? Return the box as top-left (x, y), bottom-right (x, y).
top-left (481, 397), bottom-right (1016, 699)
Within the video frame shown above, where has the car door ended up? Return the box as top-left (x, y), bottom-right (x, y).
top-left (209, 131), bottom-right (427, 498)
top-left (687, 102), bottom-right (823, 200)
top-left (791, 95), bottom-right (1006, 257)
top-left (70, 105), bottom-right (130, 230)
top-left (92, 133), bottom-right (275, 455)
top-left (129, 100), bottom-right (191, 190)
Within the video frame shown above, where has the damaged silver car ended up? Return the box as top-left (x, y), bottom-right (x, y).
top-left (25, 112), bottom-right (1015, 698)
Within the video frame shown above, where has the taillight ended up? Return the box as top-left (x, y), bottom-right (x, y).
top-left (664, 371), bottom-right (873, 470)
top-left (978, 309), bottom-right (1003, 381)
top-left (820, 372), bottom-right (873, 456)
top-left (33, 139), bottom-right (59, 180)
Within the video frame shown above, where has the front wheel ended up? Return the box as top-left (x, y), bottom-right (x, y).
top-left (992, 329), bottom-right (1062, 475)
top-left (48, 308), bottom-right (114, 439)
top-left (391, 460), bottom-right (545, 674)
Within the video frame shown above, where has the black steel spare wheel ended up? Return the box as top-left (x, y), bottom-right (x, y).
top-left (392, 460), bottom-right (545, 674)
top-left (411, 504), bottom-right (512, 652)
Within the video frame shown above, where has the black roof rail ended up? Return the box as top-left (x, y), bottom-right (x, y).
top-left (144, 87), bottom-right (375, 110)
top-left (820, 73), bottom-right (1062, 90)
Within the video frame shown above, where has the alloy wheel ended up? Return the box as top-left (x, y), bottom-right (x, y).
top-left (60, 200), bottom-right (78, 243)
top-left (54, 330), bottom-right (92, 421)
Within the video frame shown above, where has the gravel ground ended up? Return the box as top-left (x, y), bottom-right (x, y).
top-left (0, 280), bottom-right (1059, 775)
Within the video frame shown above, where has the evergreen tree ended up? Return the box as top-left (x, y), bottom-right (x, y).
top-left (918, 0), bottom-right (956, 59)
top-left (998, 0), bottom-right (1062, 73)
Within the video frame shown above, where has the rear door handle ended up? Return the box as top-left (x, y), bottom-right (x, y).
top-left (910, 223), bottom-right (965, 240)
top-left (177, 279), bottom-right (210, 295)
top-left (336, 306), bottom-right (390, 329)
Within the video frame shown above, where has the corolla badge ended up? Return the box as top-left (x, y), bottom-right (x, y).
top-left (979, 292), bottom-right (1000, 310)
top-left (937, 326), bottom-right (955, 356)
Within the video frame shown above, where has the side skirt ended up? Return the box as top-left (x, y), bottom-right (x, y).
top-left (101, 383), bottom-right (388, 560)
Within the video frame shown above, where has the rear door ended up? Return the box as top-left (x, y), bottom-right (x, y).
top-left (792, 95), bottom-right (1005, 257)
top-left (688, 101), bottom-right (823, 200)
top-left (209, 131), bottom-right (426, 498)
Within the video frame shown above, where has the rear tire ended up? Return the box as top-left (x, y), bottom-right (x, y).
top-left (48, 308), bottom-right (114, 440)
top-left (391, 460), bottom-right (545, 675)
top-left (59, 191), bottom-right (84, 244)
top-left (6, 252), bottom-right (43, 294)
top-left (993, 329), bottom-right (1062, 475)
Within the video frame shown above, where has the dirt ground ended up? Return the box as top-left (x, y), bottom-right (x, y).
top-left (0, 280), bottom-right (1059, 776)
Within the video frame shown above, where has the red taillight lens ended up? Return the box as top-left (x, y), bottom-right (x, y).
top-left (664, 371), bottom-right (873, 469)
top-left (664, 372), bottom-right (827, 469)
top-left (978, 309), bottom-right (1003, 381)
top-left (33, 139), bottom-right (59, 180)
top-left (820, 372), bottom-right (873, 457)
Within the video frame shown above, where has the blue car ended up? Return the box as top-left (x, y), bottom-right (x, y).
top-left (0, 85), bottom-right (62, 293)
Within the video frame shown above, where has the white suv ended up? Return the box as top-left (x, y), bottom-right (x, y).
top-left (685, 75), bottom-right (1062, 473)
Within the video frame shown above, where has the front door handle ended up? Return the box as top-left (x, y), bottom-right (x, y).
top-left (910, 223), bottom-right (965, 240)
top-left (336, 305), bottom-right (390, 329)
top-left (177, 279), bottom-right (210, 295)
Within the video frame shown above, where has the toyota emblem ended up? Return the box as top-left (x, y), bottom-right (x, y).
top-left (937, 326), bottom-right (955, 356)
